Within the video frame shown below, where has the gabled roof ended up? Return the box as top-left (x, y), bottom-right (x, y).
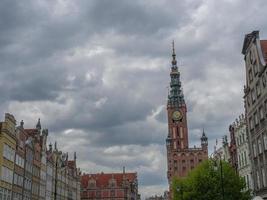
top-left (81, 172), bottom-right (137, 188)
top-left (242, 30), bottom-right (259, 55)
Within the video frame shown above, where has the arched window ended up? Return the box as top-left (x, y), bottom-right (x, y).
top-left (88, 178), bottom-right (96, 188)
top-left (109, 178), bottom-right (116, 187)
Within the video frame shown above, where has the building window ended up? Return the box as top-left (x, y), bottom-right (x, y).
top-left (249, 69), bottom-right (253, 82)
top-left (244, 151), bottom-right (247, 165)
top-left (257, 171), bottom-right (260, 189)
top-left (262, 74), bottom-right (266, 87)
top-left (262, 168), bottom-right (266, 187)
top-left (110, 190), bottom-right (115, 197)
top-left (249, 117), bottom-right (253, 130)
top-left (246, 175), bottom-right (250, 188)
top-left (254, 112), bottom-right (259, 126)
top-left (259, 106), bottom-right (264, 120)
top-left (1, 166), bottom-right (13, 184)
top-left (241, 153), bottom-right (244, 166)
top-left (0, 188), bottom-right (12, 200)
top-left (264, 135), bottom-right (267, 150)
top-left (24, 177), bottom-right (32, 190)
top-left (13, 173), bottom-right (23, 186)
top-left (251, 88), bottom-right (256, 103)
top-left (13, 192), bottom-right (23, 200)
top-left (246, 95), bottom-right (250, 107)
top-left (172, 127), bottom-right (176, 139)
top-left (256, 82), bottom-right (261, 97)
top-left (180, 127), bottom-right (183, 138)
top-left (181, 141), bottom-right (184, 149)
top-left (258, 138), bottom-right (262, 154)
top-left (3, 144), bottom-right (15, 162)
top-left (15, 154), bottom-right (25, 168)
top-left (253, 143), bottom-right (257, 157)
top-left (253, 61), bottom-right (258, 76)
top-left (96, 191), bottom-right (101, 198)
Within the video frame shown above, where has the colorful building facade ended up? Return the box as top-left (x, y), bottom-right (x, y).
top-left (0, 113), bottom-right (81, 200)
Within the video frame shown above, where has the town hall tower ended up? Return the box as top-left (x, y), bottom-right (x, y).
top-left (165, 42), bottom-right (208, 198)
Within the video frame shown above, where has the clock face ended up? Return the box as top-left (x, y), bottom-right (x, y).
top-left (172, 111), bottom-right (182, 121)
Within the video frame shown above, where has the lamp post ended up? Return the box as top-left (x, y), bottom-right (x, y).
top-left (211, 152), bottom-right (225, 200)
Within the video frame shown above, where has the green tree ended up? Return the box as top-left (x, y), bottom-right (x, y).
top-left (172, 159), bottom-right (251, 200)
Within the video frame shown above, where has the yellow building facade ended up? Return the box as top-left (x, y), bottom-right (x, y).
top-left (0, 113), bottom-right (17, 199)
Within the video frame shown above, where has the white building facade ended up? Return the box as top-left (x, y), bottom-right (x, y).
top-left (234, 114), bottom-right (253, 190)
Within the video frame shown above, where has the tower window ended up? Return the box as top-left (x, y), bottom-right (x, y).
top-left (249, 69), bottom-right (253, 82)
top-left (256, 81), bottom-right (261, 97)
top-left (180, 127), bottom-right (183, 138)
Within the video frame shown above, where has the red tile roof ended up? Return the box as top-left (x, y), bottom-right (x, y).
top-left (260, 40), bottom-right (267, 63)
top-left (81, 172), bottom-right (137, 188)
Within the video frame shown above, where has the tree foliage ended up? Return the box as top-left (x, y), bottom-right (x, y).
top-left (172, 159), bottom-right (251, 200)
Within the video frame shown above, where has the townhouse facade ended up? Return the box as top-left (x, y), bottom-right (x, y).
top-left (242, 30), bottom-right (267, 198)
top-left (233, 114), bottom-right (253, 190)
top-left (0, 113), bottom-right (81, 200)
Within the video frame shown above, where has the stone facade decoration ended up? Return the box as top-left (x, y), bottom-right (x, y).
top-left (81, 169), bottom-right (140, 200)
top-left (165, 42), bottom-right (208, 199)
top-left (242, 30), bottom-right (267, 198)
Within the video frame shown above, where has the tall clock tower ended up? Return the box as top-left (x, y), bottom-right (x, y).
top-left (167, 42), bottom-right (189, 151)
top-left (166, 42), bottom-right (208, 199)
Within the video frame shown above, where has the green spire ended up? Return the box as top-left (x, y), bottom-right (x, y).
top-left (168, 41), bottom-right (185, 107)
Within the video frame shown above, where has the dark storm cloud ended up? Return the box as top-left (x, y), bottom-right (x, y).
top-left (2, 0), bottom-right (267, 198)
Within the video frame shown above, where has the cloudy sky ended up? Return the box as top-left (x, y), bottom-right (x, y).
top-left (1, 0), bottom-right (267, 198)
